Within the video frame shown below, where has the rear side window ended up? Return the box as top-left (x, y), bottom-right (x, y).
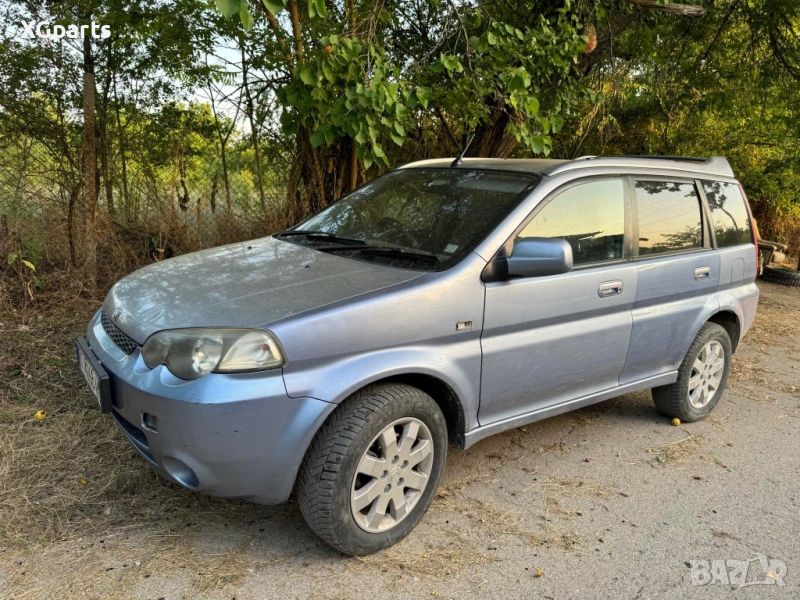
top-left (702, 181), bottom-right (752, 247)
top-left (517, 178), bottom-right (625, 265)
top-left (634, 181), bottom-right (702, 255)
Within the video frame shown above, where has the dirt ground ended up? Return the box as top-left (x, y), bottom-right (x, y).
top-left (1, 281), bottom-right (798, 599)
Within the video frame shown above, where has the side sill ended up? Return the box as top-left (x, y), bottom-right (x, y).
top-left (463, 371), bottom-right (678, 449)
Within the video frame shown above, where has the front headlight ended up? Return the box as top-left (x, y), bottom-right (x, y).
top-left (141, 328), bottom-right (284, 380)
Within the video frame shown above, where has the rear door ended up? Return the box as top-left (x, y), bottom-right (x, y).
top-left (620, 178), bottom-right (720, 384)
top-left (479, 177), bottom-right (636, 425)
top-left (700, 179), bottom-right (759, 333)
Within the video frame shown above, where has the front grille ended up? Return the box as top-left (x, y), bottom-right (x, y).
top-left (101, 310), bottom-right (139, 354)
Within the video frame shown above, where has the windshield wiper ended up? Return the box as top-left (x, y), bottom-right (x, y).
top-left (321, 245), bottom-right (440, 266)
top-left (275, 230), bottom-right (366, 246)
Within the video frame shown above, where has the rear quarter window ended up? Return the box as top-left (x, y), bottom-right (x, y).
top-left (701, 181), bottom-right (753, 247)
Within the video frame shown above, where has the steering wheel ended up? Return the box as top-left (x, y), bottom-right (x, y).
top-left (374, 217), bottom-right (420, 247)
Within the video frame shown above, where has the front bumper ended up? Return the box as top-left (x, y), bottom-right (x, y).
top-left (83, 310), bottom-right (336, 504)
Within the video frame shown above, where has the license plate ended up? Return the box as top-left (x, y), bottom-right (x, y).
top-left (75, 336), bottom-right (112, 412)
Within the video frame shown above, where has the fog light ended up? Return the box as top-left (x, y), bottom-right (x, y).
top-left (161, 456), bottom-right (198, 488)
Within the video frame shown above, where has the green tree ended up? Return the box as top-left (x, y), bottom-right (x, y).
top-left (215, 0), bottom-right (592, 217)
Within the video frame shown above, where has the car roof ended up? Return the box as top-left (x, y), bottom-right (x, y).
top-left (399, 156), bottom-right (735, 178)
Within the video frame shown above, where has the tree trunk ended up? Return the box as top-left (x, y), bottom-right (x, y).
top-left (207, 80), bottom-right (233, 213)
top-left (472, 107), bottom-right (517, 158)
top-left (240, 39), bottom-right (267, 214)
top-left (112, 77), bottom-right (132, 221)
top-left (219, 139), bottom-right (232, 213)
top-left (98, 46), bottom-right (113, 215)
top-left (285, 132), bottom-right (363, 223)
top-left (81, 33), bottom-right (98, 292)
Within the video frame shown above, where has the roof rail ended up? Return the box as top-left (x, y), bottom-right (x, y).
top-left (620, 155), bottom-right (707, 162)
top-left (548, 155), bottom-right (734, 178)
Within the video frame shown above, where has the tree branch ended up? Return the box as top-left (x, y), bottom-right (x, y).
top-left (288, 0), bottom-right (305, 64)
top-left (628, 0), bottom-right (706, 17)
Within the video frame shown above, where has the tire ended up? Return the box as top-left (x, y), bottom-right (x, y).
top-left (761, 265), bottom-right (800, 287)
top-left (652, 323), bottom-right (732, 422)
top-left (297, 383), bottom-right (448, 555)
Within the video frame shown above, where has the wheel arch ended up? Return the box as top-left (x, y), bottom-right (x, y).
top-left (314, 372), bottom-right (467, 449)
top-left (707, 310), bottom-right (741, 352)
top-left (377, 373), bottom-right (466, 448)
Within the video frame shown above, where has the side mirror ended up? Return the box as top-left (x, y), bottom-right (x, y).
top-left (504, 237), bottom-right (573, 278)
top-left (481, 237), bottom-right (573, 282)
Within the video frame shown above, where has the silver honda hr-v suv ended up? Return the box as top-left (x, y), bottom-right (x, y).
top-left (76, 155), bottom-right (759, 554)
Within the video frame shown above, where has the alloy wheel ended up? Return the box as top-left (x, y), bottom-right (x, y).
top-left (688, 340), bottom-right (725, 409)
top-left (350, 417), bottom-right (434, 533)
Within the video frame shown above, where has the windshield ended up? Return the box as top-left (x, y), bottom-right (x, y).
top-left (280, 168), bottom-right (539, 271)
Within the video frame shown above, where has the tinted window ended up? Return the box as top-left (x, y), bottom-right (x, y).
top-left (702, 181), bottom-right (752, 247)
top-left (292, 169), bottom-right (538, 271)
top-left (517, 179), bottom-right (625, 264)
top-left (635, 181), bottom-right (702, 255)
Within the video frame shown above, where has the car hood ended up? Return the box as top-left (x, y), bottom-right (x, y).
top-left (103, 236), bottom-right (424, 343)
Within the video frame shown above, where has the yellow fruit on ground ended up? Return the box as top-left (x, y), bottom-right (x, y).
top-left (671, 417), bottom-right (681, 426)
top-left (34, 410), bottom-right (47, 421)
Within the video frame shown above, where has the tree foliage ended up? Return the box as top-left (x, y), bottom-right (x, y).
top-left (1, 0), bottom-right (800, 291)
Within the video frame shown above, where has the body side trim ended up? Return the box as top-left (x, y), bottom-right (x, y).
top-left (463, 371), bottom-right (677, 448)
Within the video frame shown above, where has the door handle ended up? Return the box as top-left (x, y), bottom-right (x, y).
top-left (598, 280), bottom-right (623, 298)
top-left (694, 266), bottom-right (711, 280)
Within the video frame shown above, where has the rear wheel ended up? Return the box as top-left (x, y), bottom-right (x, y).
top-left (652, 323), bottom-right (732, 422)
top-left (297, 383), bottom-right (447, 555)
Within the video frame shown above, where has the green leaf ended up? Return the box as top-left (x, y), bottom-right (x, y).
top-left (309, 129), bottom-right (325, 147)
top-left (354, 126), bottom-right (367, 144)
top-left (508, 68), bottom-right (531, 91)
top-left (530, 135), bottom-right (545, 154)
top-left (262, 0), bottom-right (285, 16)
top-left (441, 55), bottom-right (463, 74)
top-left (415, 86), bottom-right (430, 109)
top-left (525, 97), bottom-right (540, 116)
top-left (216, 0), bottom-right (240, 18)
top-left (308, 0), bottom-right (327, 18)
top-left (298, 65), bottom-right (315, 85)
top-left (239, 1), bottom-right (253, 29)
top-left (22, 259), bottom-right (36, 272)
top-left (487, 31), bottom-right (498, 46)
top-left (321, 61), bottom-right (335, 82)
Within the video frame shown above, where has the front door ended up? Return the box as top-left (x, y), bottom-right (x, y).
top-left (479, 177), bottom-right (635, 425)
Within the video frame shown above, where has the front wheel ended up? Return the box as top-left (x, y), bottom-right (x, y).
top-left (297, 384), bottom-right (447, 555)
top-left (652, 322), bottom-right (732, 422)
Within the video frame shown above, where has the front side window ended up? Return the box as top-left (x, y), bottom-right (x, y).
top-left (516, 178), bottom-right (625, 265)
top-left (283, 168), bottom-right (539, 271)
top-left (702, 180), bottom-right (752, 247)
top-left (635, 181), bottom-right (702, 255)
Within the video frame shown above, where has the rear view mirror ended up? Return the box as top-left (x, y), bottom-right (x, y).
top-left (507, 237), bottom-right (573, 277)
top-left (481, 237), bottom-right (573, 281)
